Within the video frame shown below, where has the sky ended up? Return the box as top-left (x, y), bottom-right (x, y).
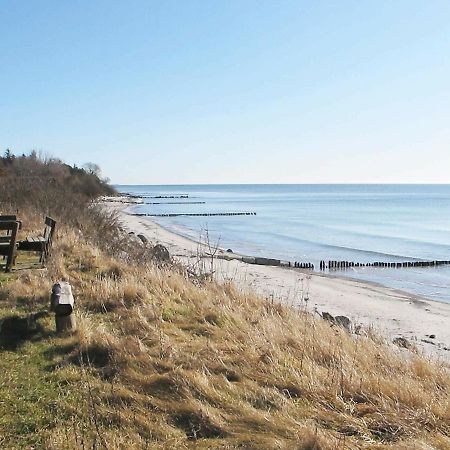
top-left (1, 1), bottom-right (450, 184)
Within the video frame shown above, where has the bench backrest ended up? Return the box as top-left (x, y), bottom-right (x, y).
top-left (0, 221), bottom-right (19, 232)
top-left (43, 216), bottom-right (56, 243)
top-left (0, 215), bottom-right (17, 221)
top-left (0, 216), bottom-right (22, 234)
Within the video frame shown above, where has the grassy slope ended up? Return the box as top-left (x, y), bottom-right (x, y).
top-left (1, 220), bottom-right (450, 449)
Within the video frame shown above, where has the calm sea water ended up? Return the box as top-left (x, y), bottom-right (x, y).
top-left (117, 184), bottom-right (450, 303)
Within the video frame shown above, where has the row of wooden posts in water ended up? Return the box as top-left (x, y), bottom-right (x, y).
top-left (133, 212), bottom-right (257, 217)
top-left (284, 259), bottom-right (450, 271)
top-left (126, 194), bottom-right (189, 199)
top-left (320, 260), bottom-right (450, 270)
top-left (291, 261), bottom-right (314, 269)
top-left (220, 255), bottom-right (450, 271)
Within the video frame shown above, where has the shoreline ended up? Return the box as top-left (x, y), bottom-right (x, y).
top-left (105, 199), bottom-right (450, 362)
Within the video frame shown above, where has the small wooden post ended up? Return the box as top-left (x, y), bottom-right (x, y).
top-left (51, 282), bottom-right (76, 333)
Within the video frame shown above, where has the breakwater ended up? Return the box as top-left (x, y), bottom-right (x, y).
top-left (292, 261), bottom-right (314, 269)
top-left (144, 201), bottom-right (206, 205)
top-left (132, 212), bottom-right (257, 217)
top-left (127, 194), bottom-right (189, 199)
top-left (319, 260), bottom-right (450, 270)
top-left (217, 255), bottom-right (316, 270)
top-left (215, 255), bottom-right (450, 272)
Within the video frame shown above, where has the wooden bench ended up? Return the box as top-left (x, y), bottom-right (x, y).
top-left (0, 220), bottom-right (19, 272)
top-left (0, 215), bottom-right (22, 238)
top-left (17, 216), bottom-right (56, 264)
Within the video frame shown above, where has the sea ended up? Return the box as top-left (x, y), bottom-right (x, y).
top-left (117, 184), bottom-right (450, 304)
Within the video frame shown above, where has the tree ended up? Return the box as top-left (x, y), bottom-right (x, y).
top-left (3, 148), bottom-right (15, 164)
top-left (83, 162), bottom-right (101, 176)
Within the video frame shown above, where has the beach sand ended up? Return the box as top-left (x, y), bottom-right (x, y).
top-left (105, 200), bottom-right (450, 362)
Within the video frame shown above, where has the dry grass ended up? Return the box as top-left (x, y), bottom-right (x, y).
top-left (1, 216), bottom-right (449, 450)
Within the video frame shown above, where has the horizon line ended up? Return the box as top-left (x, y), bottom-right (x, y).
top-left (113, 182), bottom-right (450, 186)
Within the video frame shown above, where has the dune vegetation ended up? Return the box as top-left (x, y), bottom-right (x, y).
top-left (0, 152), bottom-right (449, 449)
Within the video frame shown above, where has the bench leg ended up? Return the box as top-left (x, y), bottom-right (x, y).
top-left (5, 252), bottom-right (14, 272)
top-left (40, 243), bottom-right (48, 265)
top-left (42, 241), bottom-right (53, 265)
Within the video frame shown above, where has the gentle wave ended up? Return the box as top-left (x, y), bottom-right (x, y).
top-left (249, 230), bottom-right (421, 261)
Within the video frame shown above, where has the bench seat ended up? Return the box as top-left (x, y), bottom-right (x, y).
top-left (17, 217), bottom-right (56, 263)
top-left (17, 236), bottom-right (46, 251)
top-left (0, 242), bottom-right (14, 253)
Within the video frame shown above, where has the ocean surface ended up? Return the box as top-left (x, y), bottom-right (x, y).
top-left (117, 184), bottom-right (450, 304)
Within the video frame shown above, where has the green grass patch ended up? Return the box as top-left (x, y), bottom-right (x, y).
top-left (0, 306), bottom-right (82, 448)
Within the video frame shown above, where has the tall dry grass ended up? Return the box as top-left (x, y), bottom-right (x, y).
top-left (1, 153), bottom-right (449, 448)
top-left (2, 218), bottom-right (449, 449)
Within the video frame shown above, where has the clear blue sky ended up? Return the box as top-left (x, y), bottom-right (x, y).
top-left (1, 1), bottom-right (450, 184)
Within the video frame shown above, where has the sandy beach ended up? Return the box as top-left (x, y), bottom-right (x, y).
top-left (105, 199), bottom-right (450, 362)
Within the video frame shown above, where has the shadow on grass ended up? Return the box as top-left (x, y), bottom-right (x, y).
top-left (0, 312), bottom-right (52, 351)
top-left (42, 339), bottom-right (80, 372)
top-left (43, 341), bottom-right (78, 359)
top-left (62, 343), bottom-right (120, 380)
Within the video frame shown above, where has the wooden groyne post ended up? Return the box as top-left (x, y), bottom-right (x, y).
top-left (293, 261), bottom-right (314, 270)
top-left (51, 282), bottom-right (76, 333)
top-left (319, 259), bottom-right (450, 271)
